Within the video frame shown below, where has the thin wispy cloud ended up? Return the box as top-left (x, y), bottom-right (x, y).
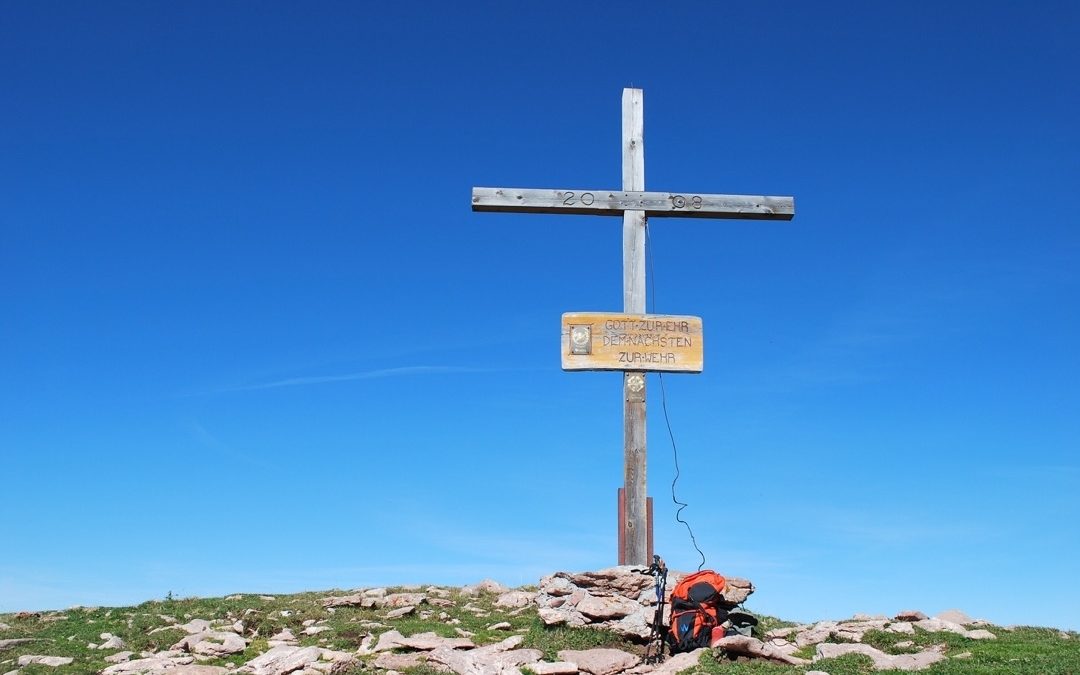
top-left (214, 365), bottom-right (508, 393)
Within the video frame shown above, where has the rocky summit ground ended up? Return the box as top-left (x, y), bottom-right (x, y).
top-left (1, 567), bottom-right (1077, 675)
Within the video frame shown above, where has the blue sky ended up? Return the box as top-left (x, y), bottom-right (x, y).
top-left (1, 1), bottom-right (1077, 630)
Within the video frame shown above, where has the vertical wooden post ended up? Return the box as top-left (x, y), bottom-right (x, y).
top-left (618, 488), bottom-right (654, 565)
top-left (622, 88), bottom-right (649, 566)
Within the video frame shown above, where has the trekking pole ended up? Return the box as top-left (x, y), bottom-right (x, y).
top-left (645, 555), bottom-right (668, 663)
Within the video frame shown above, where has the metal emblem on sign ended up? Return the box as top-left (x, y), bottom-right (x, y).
top-left (626, 374), bottom-right (645, 393)
top-left (570, 325), bottom-right (592, 355)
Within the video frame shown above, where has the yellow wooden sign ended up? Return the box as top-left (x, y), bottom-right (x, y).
top-left (561, 312), bottom-right (703, 373)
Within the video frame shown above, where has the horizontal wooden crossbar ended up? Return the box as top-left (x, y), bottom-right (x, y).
top-left (472, 187), bottom-right (794, 220)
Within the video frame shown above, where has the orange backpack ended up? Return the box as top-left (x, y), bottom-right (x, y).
top-left (667, 570), bottom-right (727, 652)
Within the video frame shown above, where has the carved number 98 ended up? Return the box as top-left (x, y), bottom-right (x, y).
top-left (671, 195), bottom-right (703, 209)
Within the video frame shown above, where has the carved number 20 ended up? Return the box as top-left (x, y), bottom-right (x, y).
top-left (562, 191), bottom-right (595, 206)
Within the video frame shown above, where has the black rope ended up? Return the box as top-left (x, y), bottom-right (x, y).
top-left (645, 223), bottom-right (707, 572)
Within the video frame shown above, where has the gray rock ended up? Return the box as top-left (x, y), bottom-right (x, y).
top-left (105, 651), bottom-right (134, 664)
top-left (375, 652), bottom-right (440, 671)
top-left (236, 645), bottom-right (322, 674)
top-left (397, 631), bottom-right (475, 651)
top-left (429, 635), bottom-right (538, 675)
top-left (355, 633), bottom-right (376, 655)
top-left (101, 655), bottom-right (195, 674)
top-left (543, 577), bottom-right (576, 597)
top-left (100, 635), bottom-right (127, 650)
top-left (715, 576), bottom-right (755, 606)
top-left (302, 625), bottom-right (331, 636)
top-left (712, 635), bottom-right (810, 666)
top-left (267, 628), bottom-right (298, 646)
top-left (179, 619), bottom-right (212, 634)
top-left (887, 622), bottom-right (915, 634)
top-left (322, 592), bottom-right (379, 608)
top-left (576, 595), bottom-right (640, 621)
top-left (318, 647), bottom-right (361, 670)
top-left (834, 619), bottom-right (889, 642)
top-left (794, 621), bottom-right (840, 647)
top-left (613, 611), bottom-right (652, 641)
top-left (964, 629), bottom-right (997, 640)
top-left (373, 630), bottom-right (407, 652)
top-left (385, 605), bottom-right (416, 619)
top-left (461, 579), bottom-right (511, 596)
top-left (913, 618), bottom-right (968, 635)
top-left (530, 662), bottom-right (580, 675)
top-left (763, 637), bottom-right (799, 656)
top-left (646, 649), bottom-right (706, 675)
top-left (17, 655), bottom-right (75, 667)
top-left (495, 591), bottom-right (537, 608)
top-left (538, 607), bottom-right (572, 626)
top-left (0, 638), bottom-right (36, 650)
top-left (935, 609), bottom-right (973, 625)
top-left (487, 622), bottom-right (513, 631)
top-left (173, 630), bottom-right (247, 656)
top-left (542, 568), bottom-right (655, 604)
top-left (384, 592), bottom-right (427, 608)
top-left (557, 649), bottom-right (638, 675)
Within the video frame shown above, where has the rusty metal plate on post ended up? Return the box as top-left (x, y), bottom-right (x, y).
top-left (561, 312), bottom-right (703, 373)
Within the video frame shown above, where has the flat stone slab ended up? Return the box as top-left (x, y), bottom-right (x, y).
top-left (557, 648), bottom-right (638, 675)
top-left (17, 655), bottom-right (75, 667)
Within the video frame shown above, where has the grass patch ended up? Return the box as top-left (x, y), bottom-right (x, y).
top-left (521, 617), bottom-right (629, 661)
top-left (698, 649), bottom-right (805, 674)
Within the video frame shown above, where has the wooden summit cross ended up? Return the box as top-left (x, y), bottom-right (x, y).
top-left (471, 88), bottom-right (794, 566)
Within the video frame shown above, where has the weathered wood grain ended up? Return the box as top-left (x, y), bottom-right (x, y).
top-left (622, 88), bottom-right (649, 567)
top-left (471, 187), bottom-right (795, 220)
top-left (561, 312), bottom-right (704, 373)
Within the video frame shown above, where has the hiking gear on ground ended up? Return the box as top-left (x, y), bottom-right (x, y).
top-left (635, 555), bottom-right (669, 664)
top-left (724, 608), bottom-right (759, 638)
top-left (667, 570), bottom-right (728, 653)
